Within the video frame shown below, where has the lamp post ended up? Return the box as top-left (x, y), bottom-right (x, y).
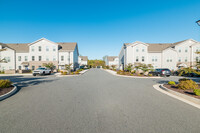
top-left (196, 20), bottom-right (200, 26)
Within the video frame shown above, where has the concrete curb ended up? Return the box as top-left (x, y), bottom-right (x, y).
top-left (153, 84), bottom-right (200, 109)
top-left (56, 69), bottom-right (89, 77)
top-left (0, 84), bottom-right (18, 101)
top-left (0, 74), bottom-right (32, 76)
top-left (103, 69), bottom-right (162, 79)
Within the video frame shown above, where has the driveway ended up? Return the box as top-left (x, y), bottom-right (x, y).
top-left (0, 69), bottom-right (200, 133)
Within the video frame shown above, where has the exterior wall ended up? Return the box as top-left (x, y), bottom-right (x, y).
top-left (58, 52), bottom-right (73, 70)
top-left (29, 61), bottom-right (58, 70)
top-left (78, 57), bottom-right (88, 66)
top-left (16, 53), bottom-right (29, 70)
top-left (162, 49), bottom-right (178, 70)
top-left (0, 48), bottom-right (15, 71)
top-left (29, 39), bottom-right (58, 65)
top-left (148, 53), bottom-right (162, 69)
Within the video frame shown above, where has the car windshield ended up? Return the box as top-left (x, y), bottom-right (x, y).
top-left (36, 68), bottom-right (46, 70)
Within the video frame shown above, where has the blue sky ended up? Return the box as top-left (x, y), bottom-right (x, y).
top-left (0, 0), bottom-right (200, 59)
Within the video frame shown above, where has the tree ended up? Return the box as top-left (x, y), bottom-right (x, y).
top-left (65, 64), bottom-right (72, 74)
top-left (195, 51), bottom-right (200, 69)
top-left (88, 60), bottom-right (105, 68)
top-left (43, 63), bottom-right (55, 71)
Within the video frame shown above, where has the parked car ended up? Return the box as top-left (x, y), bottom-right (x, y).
top-left (149, 68), bottom-right (171, 77)
top-left (33, 67), bottom-right (51, 76)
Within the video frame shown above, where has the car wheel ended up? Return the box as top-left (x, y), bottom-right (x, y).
top-left (49, 71), bottom-right (51, 75)
top-left (33, 74), bottom-right (36, 76)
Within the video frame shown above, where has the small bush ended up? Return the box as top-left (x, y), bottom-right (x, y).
top-left (168, 81), bottom-right (176, 85)
top-left (0, 79), bottom-right (12, 88)
top-left (75, 71), bottom-right (79, 74)
top-left (71, 72), bottom-right (74, 75)
top-left (61, 71), bottom-right (67, 75)
top-left (193, 89), bottom-right (200, 96)
top-left (130, 74), bottom-right (133, 76)
top-left (177, 80), bottom-right (198, 90)
top-left (148, 74), bottom-right (153, 76)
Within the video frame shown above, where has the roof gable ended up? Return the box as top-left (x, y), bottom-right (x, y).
top-left (28, 38), bottom-right (58, 46)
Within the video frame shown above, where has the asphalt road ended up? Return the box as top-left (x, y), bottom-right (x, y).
top-left (0, 69), bottom-right (200, 133)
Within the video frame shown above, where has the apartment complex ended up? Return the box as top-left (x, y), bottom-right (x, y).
top-left (78, 56), bottom-right (88, 66)
top-left (104, 56), bottom-right (119, 68)
top-left (0, 38), bottom-right (79, 71)
top-left (119, 39), bottom-right (200, 70)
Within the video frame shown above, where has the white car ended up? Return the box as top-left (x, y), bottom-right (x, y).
top-left (33, 67), bottom-right (51, 76)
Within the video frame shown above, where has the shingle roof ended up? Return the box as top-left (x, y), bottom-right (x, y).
top-left (6, 43), bottom-right (29, 53)
top-left (107, 56), bottom-right (118, 61)
top-left (79, 56), bottom-right (88, 61)
top-left (57, 42), bottom-right (77, 52)
top-left (1, 42), bottom-right (77, 53)
top-left (125, 39), bottom-right (190, 53)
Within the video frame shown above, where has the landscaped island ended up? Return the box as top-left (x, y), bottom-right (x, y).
top-left (0, 79), bottom-right (13, 96)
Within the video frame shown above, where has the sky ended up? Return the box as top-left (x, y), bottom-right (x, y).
top-left (0, 0), bottom-right (200, 59)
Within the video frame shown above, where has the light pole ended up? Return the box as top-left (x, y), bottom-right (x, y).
top-left (196, 20), bottom-right (200, 26)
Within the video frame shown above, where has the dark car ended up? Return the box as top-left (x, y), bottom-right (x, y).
top-left (150, 68), bottom-right (171, 77)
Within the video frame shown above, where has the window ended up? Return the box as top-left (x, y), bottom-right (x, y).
top-left (196, 47), bottom-right (200, 52)
top-left (61, 56), bottom-right (64, 61)
top-left (178, 48), bottom-right (181, 53)
top-left (32, 56), bottom-right (35, 61)
top-left (155, 57), bottom-right (158, 62)
top-left (18, 56), bottom-right (21, 61)
top-left (142, 56), bottom-right (145, 62)
top-left (39, 56), bottom-right (42, 61)
top-left (32, 66), bottom-right (35, 70)
top-left (152, 57), bottom-right (154, 62)
top-left (185, 57), bottom-right (188, 62)
top-left (136, 47), bottom-right (139, 52)
top-left (142, 47), bottom-right (145, 52)
top-left (167, 59), bottom-right (169, 62)
top-left (53, 56), bottom-right (56, 61)
top-left (46, 46), bottom-right (49, 51)
top-left (46, 56), bottom-right (49, 61)
top-left (185, 47), bottom-right (188, 53)
top-left (9, 66), bottom-right (12, 70)
top-left (196, 57), bottom-right (199, 62)
top-left (18, 66), bottom-right (21, 70)
top-left (31, 46), bottom-right (34, 52)
top-left (53, 46), bottom-right (56, 51)
top-left (170, 59), bottom-right (172, 62)
top-left (136, 56), bottom-right (139, 62)
top-left (38, 66), bottom-right (41, 68)
top-left (38, 46), bottom-right (42, 51)
top-left (5, 57), bottom-right (10, 62)
top-left (178, 57), bottom-right (181, 62)
top-left (25, 56), bottom-right (28, 61)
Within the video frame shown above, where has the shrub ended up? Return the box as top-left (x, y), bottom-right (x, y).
top-left (71, 72), bottom-right (74, 75)
top-left (75, 71), bottom-right (79, 74)
top-left (61, 71), bottom-right (67, 75)
top-left (193, 89), bottom-right (200, 96)
top-left (177, 79), bottom-right (198, 90)
top-left (0, 79), bottom-right (12, 88)
top-left (148, 74), bottom-right (153, 76)
top-left (130, 74), bottom-right (133, 76)
top-left (168, 81), bottom-right (176, 85)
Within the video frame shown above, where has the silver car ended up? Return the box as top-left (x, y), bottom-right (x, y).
top-left (33, 67), bottom-right (51, 76)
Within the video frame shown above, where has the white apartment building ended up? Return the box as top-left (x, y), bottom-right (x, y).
top-left (105, 56), bottom-right (119, 68)
top-left (78, 56), bottom-right (88, 67)
top-left (0, 38), bottom-right (79, 71)
top-left (119, 39), bottom-right (200, 70)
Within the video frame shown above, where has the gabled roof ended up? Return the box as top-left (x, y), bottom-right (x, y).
top-left (6, 43), bottom-right (29, 53)
top-left (0, 38), bottom-right (78, 53)
top-left (57, 42), bottom-right (77, 52)
top-left (79, 56), bottom-right (88, 61)
top-left (107, 56), bottom-right (118, 61)
top-left (28, 38), bottom-right (58, 46)
top-left (125, 39), bottom-right (196, 53)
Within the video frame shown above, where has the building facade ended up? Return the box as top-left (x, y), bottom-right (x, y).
top-left (78, 56), bottom-right (88, 67)
top-left (119, 39), bottom-right (200, 70)
top-left (105, 56), bottom-right (119, 68)
top-left (0, 38), bottom-right (79, 71)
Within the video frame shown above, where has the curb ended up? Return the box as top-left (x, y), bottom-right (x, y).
top-left (104, 69), bottom-right (162, 79)
top-left (0, 84), bottom-right (18, 101)
top-left (56, 69), bottom-right (89, 77)
top-left (153, 84), bottom-right (200, 109)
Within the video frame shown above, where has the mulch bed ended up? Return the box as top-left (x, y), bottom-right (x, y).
top-left (0, 86), bottom-right (14, 96)
top-left (163, 84), bottom-right (200, 99)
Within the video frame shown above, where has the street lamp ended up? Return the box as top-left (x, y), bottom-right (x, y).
top-left (196, 20), bottom-right (200, 26)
